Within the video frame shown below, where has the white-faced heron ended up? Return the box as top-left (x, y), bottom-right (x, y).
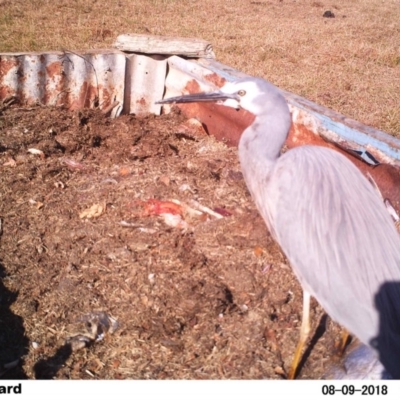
top-left (157, 77), bottom-right (400, 379)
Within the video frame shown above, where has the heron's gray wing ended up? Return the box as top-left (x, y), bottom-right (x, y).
top-left (263, 146), bottom-right (400, 352)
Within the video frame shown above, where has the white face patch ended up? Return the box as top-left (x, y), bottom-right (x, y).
top-left (221, 97), bottom-right (240, 110)
top-left (219, 80), bottom-right (264, 111)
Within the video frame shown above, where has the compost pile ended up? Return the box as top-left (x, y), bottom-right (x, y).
top-left (0, 104), bottom-right (342, 379)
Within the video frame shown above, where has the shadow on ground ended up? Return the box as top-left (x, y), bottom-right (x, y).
top-left (33, 343), bottom-right (72, 379)
top-left (0, 260), bottom-right (28, 379)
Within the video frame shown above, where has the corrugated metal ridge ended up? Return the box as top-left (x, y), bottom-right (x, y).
top-left (123, 54), bottom-right (166, 116)
top-left (0, 49), bottom-right (167, 116)
top-left (0, 49), bottom-right (126, 115)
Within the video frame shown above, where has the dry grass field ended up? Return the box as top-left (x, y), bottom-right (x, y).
top-left (0, 0), bottom-right (399, 136)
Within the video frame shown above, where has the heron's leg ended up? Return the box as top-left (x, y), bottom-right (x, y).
top-left (336, 329), bottom-right (350, 356)
top-left (287, 290), bottom-right (311, 380)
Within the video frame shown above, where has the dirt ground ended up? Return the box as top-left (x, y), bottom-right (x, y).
top-left (0, 103), bottom-right (344, 380)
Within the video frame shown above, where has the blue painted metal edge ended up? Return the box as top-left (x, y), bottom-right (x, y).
top-left (284, 90), bottom-right (400, 162)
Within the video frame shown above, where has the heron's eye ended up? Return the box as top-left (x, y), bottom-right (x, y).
top-left (237, 90), bottom-right (246, 97)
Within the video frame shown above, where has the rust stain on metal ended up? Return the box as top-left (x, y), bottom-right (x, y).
top-left (46, 61), bottom-right (63, 79)
top-left (369, 164), bottom-right (400, 214)
top-left (100, 87), bottom-right (112, 109)
top-left (176, 102), bottom-right (254, 147)
top-left (68, 81), bottom-right (99, 110)
top-left (0, 83), bottom-right (12, 98)
top-left (83, 82), bottom-right (100, 109)
top-left (136, 97), bottom-right (147, 105)
top-left (287, 120), bottom-right (331, 148)
top-left (44, 61), bottom-right (65, 106)
top-left (184, 79), bottom-right (202, 94)
top-left (204, 73), bottom-right (226, 88)
top-left (0, 57), bottom-right (18, 98)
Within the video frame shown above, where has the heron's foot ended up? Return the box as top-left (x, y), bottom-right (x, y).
top-left (287, 291), bottom-right (312, 379)
top-left (287, 364), bottom-right (298, 380)
top-left (333, 329), bottom-right (352, 360)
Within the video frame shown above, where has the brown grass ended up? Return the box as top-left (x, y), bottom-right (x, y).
top-left (1, 0), bottom-right (399, 136)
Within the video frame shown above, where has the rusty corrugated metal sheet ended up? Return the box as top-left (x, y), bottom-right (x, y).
top-left (0, 50), bottom-right (126, 115)
top-left (0, 50), bottom-right (167, 116)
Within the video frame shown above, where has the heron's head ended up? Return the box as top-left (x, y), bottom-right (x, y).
top-left (156, 77), bottom-right (285, 116)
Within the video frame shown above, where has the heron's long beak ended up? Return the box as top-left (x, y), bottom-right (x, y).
top-left (156, 90), bottom-right (238, 104)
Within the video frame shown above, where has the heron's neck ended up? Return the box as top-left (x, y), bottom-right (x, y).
top-left (238, 113), bottom-right (289, 171)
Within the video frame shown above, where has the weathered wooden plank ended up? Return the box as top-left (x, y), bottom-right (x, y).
top-left (113, 34), bottom-right (215, 59)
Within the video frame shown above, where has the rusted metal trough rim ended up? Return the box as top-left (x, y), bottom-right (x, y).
top-left (284, 90), bottom-right (400, 165)
top-left (188, 57), bottom-right (400, 165)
